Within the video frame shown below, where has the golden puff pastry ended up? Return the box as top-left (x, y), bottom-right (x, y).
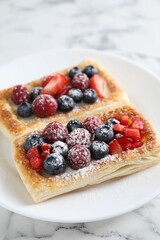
top-left (12, 105), bottom-right (160, 203)
top-left (0, 59), bottom-right (129, 141)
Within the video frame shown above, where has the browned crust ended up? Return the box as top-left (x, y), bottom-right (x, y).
top-left (12, 105), bottom-right (160, 203)
top-left (0, 59), bottom-right (128, 140)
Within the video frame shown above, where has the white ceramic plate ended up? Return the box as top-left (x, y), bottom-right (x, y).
top-left (0, 49), bottom-right (160, 223)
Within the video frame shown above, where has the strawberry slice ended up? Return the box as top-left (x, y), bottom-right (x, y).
top-left (41, 74), bottom-right (69, 95)
top-left (40, 143), bottom-right (52, 151)
top-left (30, 157), bottom-right (43, 170)
top-left (131, 141), bottom-right (143, 149)
top-left (124, 128), bottom-right (141, 142)
top-left (90, 74), bottom-right (107, 98)
top-left (120, 115), bottom-right (129, 126)
top-left (116, 135), bottom-right (132, 150)
top-left (41, 75), bottom-right (53, 88)
top-left (114, 124), bottom-right (125, 133)
top-left (54, 85), bottom-right (72, 99)
top-left (40, 150), bottom-right (50, 161)
top-left (130, 116), bottom-right (143, 130)
top-left (27, 146), bottom-right (40, 160)
top-left (109, 139), bottom-right (122, 154)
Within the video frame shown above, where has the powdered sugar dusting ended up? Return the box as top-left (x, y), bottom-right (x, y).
top-left (66, 128), bottom-right (91, 147)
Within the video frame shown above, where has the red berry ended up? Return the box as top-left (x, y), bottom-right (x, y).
top-left (40, 143), bottom-right (52, 151)
top-left (11, 85), bottom-right (29, 105)
top-left (131, 141), bottom-right (143, 149)
top-left (67, 145), bottom-right (91, 169)
top-left (30, 157), bottom-right (43, 170)
top-left (26, 146), bottom-right (40, 160)
top-left (72, 73), bottom-right (90, 90)
top-left (41, 75), bottom-right (53, 87)
top-left (114, 124), bottom-right (125, 133)
top-left (109, 139), bottom-right (122, 154)
top-left (116, 135), bottom-right (132, 150)
top-left (54, 85), bottom-right (72, 99)
top-left (90, 74), bottom-right (107, 98)
top-left (40, 150), bottom-right (50, 161)
top-left (32, 94), bottom-right (58, 118)
top-left (124, 128), bottom-right (141, 142)
top-left (42, 121), bottom-right (68, 143)
top-left (130, 116), bottom-right (144, 130)
top-left (66, 128), bottom-right (91, 148)
top-left (41, 74), bottom-right (69, 95)
top-left (120, 115), bottom-right (129, 126)
top-left (83, 116), bottom-right (103, 134)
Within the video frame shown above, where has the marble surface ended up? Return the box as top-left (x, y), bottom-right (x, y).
top-left (0, 0), bottom-right (160, 239)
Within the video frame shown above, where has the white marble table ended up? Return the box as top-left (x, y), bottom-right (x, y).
top-left (0, 0), bottom-right (160, 239)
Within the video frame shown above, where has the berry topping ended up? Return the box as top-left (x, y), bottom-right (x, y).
top-left (83, 65), bottom-right (98, 78)
top-left (120, 115), bottom-right (129, 126)
top-left (52, 141), bottom-right (68, 158)
top-left (83, 116), bottom-right (103, 134)
top-left (26, 146), bottom-right (40, 159)
top-left (42, 121), bottom-right (68, 143)
top-left (68, 88), bottom-right (83, 103)
top-left (54, 85), bottom-right (72, 99)
top-left (11, 85), bottom-right (29, 105)
top-left (106, 118), bottom-right (120, 128)
top-left (116, 135), bottom-right (132, 150)
top-left (90, 141), bottom-right (109, 160)
top-left (72, 73), bottom-right (90, 91)
top-left (83, 89), bottom-right (98, 104)
top-left (40, 150), bottom-right (51, 161)
top-left (41, 74), bottom-right (69, 95)
top-left (67, 145), bottom-right (91, 170)
top-left (130, 116), bottom-right (144, 130)
top-left (57, 95), bottom-right (75, 112)
top-left (95, 125), bottom-right (114, 143)
top-left (109, 139), bottom-right (122, 155)
top-left (17, 102), bottom-right (33, 118)
top-left (124, 128), bottom-right (141, 142)
top-left (32, 94), bottom-right (58, 118)
top-left (30, 87), bottom-right (43, 101)
top-left (30, 157), bottom-right (43, 171)
top-left (67, 119), bottom-right (83, 133)
top-left (25, 133), bottom-right (44, 152)
top-left (113, 124), bottom-right (125, 133)
top-left (69, 66), bottom-right (82, 79)
top-left (43, 153), bottom-right (66, 175)
top-left (41, 75), bottom-right (53, 87)
top-left (66, 128), bottom-right (91, 148)
top-left (90, 74), bottom-right (107, 98)
top-left (40, 143), bottom-right (52, 151)
top-left (131, 141), bottom-right (143, 149)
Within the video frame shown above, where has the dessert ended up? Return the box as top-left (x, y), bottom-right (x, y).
top-left (12, 105), bottom-right (160, 203)
top-left (0, 59), bottom-right (129, 141)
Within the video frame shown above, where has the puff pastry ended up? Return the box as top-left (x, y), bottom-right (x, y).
top-left (0, 59), bottom-right (129, 141)
top-left (12, 105), bottom-right (160, 203)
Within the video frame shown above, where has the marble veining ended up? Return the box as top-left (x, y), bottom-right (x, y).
top-left (0, 0), bottom-right (160, 239)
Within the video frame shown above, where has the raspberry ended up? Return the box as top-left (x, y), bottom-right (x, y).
top-left (67, 145), bottom-right (91, 169)
top-left (11, 85), bottom-right (29, 105)
top-left (72, 73), bottom-right (90, 91)
top-left (83, 116), bottom-right (103, 134)
top-left (66, 128), bottom-right (91, 148)
top-left (32, 94), bottom-right (58, 118)
top-left (42, 121), bottom-right (68, 143)
top-left (30, 157), bottom-right (43, 170)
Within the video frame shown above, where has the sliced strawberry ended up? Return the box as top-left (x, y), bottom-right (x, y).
top-left (40, 150), bottom-right (50, 161)
top-left (90, 74), bottom-right (107, 98)
top-left (27, 146), bottom-right (40, 160)
top-left (54, 85), bottom-right (72, 99)
top-left (130, 116), bottom-right (143, 130)
top-left (40, 143), bottom-right (52, 151)
top-left (116, 135), bottom-right (132, 150)
top-left (140, 130), bottom-right (146, 141)
top-left (41, 75), bottom-right (53, 87)
top-left (124, 128), bottom-right (141, 142)
top-left (41, 74), bottom-right (69, 95)
top-left (120, 115), bottom-right (129, 126)
top-left (114, 124), bottom-right (125, 133)
top-left (131, 141), bottom-right (143, 149)
top-left (30, 157), bottom-right (43, 170)
top-left (109, 139), bottom-right (122, 154)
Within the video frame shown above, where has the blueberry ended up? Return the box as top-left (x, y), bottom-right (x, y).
top-left (69, 66), bottom-right (82, 79)
top-left (57, 95), bottom-right (75, 112)
top-left (52, 141), bottom-right (68, 158)
top-left (67, 119), bottom-right (83, 132)
top-left (30, 87), bottom-right (42, 101)
top-left (43, 153), bottom-right (66, 175)
top-left (83, 65), bottom-right (98, 78)
top-left (17, 102), bottom-right (33, 118)
top-left (106, 118), bottom-right (120, 128)
top-left (68, 88), bottom-right (83, 103)
top-left (90, 141), bottom-right (109, 160)
top-left (83, 89), bottom-right (98, 104)
top-left (95, 125), bottom-right (114, 143)
top-left (24, 133), bottom-right (44, 152)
